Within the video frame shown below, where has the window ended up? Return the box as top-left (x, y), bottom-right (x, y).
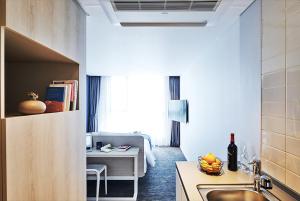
top-left (99, 76), bottom-right (170, 145)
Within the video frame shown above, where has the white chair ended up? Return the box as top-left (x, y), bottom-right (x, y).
top-left (87, 164), bottom-right (107, 201)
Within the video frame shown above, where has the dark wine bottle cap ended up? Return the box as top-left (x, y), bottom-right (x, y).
top-left (230, 133), bottom-right (235, 143)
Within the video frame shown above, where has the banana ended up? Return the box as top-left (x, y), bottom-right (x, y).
top-left (200, 160), bottom-right (208, 164)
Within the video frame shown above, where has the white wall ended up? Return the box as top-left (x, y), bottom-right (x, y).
top-left (239, 0), bottom-right (261, 160)
top-left (86, 2), bottom-right (253, 76)
top-left (180, 0), bottom-right (261, 161)
top-left (86, 6), bottom-right (209, 76)
top-left (180, 20), bottom-right (241, 161)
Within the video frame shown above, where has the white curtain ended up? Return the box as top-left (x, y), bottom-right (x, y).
top-left (99, 76), bottom-right (170, 146)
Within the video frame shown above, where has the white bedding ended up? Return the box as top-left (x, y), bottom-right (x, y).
top-left (144, 139), bottom-right (156, 173)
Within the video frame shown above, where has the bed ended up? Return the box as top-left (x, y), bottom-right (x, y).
top-left (89, 132), bottom-right (156, 177)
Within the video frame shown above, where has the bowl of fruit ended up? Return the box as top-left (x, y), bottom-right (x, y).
top-left (198, 153), bottom-right (223, 176)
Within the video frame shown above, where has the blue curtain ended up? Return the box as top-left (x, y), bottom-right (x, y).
top-left (87, 76), bottom-right (101, 132)
top-left (169, 76), bottom-right (180, 147)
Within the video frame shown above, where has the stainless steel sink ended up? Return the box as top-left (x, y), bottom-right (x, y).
top-left (206, 189), bottom-right (268, 201)
top-left (197, 184), bottom-right (280, 201)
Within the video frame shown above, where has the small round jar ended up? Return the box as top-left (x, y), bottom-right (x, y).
top-left (18, 92), bottom-right (46, 115)
top-left (18, 100), bottom-right (46, 114)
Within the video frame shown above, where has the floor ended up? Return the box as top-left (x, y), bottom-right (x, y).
top-left (87, 147), bottom-right (186, 201)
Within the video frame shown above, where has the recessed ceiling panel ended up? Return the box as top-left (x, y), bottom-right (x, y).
top-left (112, 0), bottom-right (221, 12)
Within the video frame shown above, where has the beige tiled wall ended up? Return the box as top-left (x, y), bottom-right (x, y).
top-left (261, 0), bottom-right (286, 185)
top-left (262, 0), bottom-right (300, 193)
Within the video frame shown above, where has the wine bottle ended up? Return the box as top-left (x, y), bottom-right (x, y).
top-left (228, 133), bottom-right (238, 171)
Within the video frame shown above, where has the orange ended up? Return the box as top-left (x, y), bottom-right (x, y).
top-left (204, 153), bottom-right (216, 164)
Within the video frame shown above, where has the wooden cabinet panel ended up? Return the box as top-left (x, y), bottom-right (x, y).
top-left (2, 111), bottom-right (86, 201)
top-left (5, 0), bottom-right (86, 63)
top-left (0, 28), bottom-right (3, 201)
top-left (0, 27), bottom-right (4, 118)
top-left (0, 0), bottom-right (5, 25)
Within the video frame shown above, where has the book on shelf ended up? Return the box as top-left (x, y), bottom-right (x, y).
top-left (44, 80), bottom-right (78, 113)
top-left (45, 87), bottom-right (66, 112)
top-left (49, 84), bottom-right (71, 111)
top-left (116, 145), bottom-right (132, 152)
top-left (52, 80), bottom-right (78, 111)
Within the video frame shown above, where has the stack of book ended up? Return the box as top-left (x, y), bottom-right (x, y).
top-left (45, 80), bottom-right (78, 113)
top-left (117, 145), bottom-right (132, 152)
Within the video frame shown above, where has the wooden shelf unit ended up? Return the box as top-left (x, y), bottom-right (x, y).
top-left (2, 26), bottom-right (80, 117)
top-left (0, 26), bottom-right (86, 201)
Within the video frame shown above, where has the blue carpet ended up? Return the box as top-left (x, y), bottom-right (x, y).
top-left (87, 147), bottom-right (186, 201)
top-left (138, 147), bottom-right (186, 201)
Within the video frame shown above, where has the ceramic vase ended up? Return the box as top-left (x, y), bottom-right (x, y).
top-left (18, 92), bottom-right (46, 114)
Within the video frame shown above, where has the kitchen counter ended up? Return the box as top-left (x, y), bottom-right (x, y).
top-left (176, 161), bottom-right (254, 201)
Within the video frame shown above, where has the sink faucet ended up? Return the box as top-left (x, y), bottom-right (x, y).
top-left (248, 160), bottom-right (273, 192)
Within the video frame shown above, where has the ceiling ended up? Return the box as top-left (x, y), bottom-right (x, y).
top-left (79, 0), bottom-right (253, 25)
top-left (81, 0), bottom-right (254, 75)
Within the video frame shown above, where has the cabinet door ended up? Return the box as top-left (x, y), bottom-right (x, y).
top-left (3, 111), bottom-right (86, 201)
top-left (176, 170), bottom-right (182, 201)
top-left (180, 184), bottom-right (188, 201)
top-left (176, 170), bottom-right (189, 201)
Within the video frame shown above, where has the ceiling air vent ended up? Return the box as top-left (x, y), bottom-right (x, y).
top-left (140, 1), bottom-right (165, 10)
top-left (112, 0), bottom-right (221, 12)
top-left (190, 1), bottom-right (220, 11)
top-left (165, 1), bottom-right (191, 10)
top-left (120, 21), bottom-right (208, 27)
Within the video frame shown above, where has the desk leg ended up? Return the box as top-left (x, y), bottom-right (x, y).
top-left (133, 155), bottom-right (138, 200)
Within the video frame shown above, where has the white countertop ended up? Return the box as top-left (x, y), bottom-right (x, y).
top-left (176, 161), bottom-right (254, 201)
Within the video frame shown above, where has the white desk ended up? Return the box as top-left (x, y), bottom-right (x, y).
top-left (86, 148), bottom-right (139, 201)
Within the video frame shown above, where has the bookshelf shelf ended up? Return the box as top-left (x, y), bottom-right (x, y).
top-left (5, 110), bottom-right (80, 119)
top-left (2, 27), bottom-right (80, 117)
